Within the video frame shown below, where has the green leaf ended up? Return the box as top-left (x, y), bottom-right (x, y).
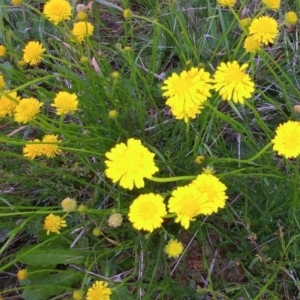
top-left (22, 271), bottom-right (81, 300)
top-left (16, 245), bottom-right (86, 266)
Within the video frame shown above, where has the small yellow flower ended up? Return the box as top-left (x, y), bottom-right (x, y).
top-left (285, 11), bottom-right (298, 25)
top-left (86, 281), bottom-right (112, 300)
top-left (0, 45), bottom-right (7, 57)
top-left (77, 11), bottom-right (87, 21)
top-left (108, 213), bottom-right (123, 228)
top-left (23, 41), bottom-right (45, 66)
top-left (17, 269), bottom-right (28, 280)
top-left (71, 21), bottom-right (94, 42)
top-left (43, 0), bottom-right (72, 25)
top-left (44, 213), bottom-right (67, 235)
top-left (124, 46), bottom-right (131, 52)
top-left (217, 0), bottom-right (236, 7)
top-left (272, 121), bottom-right (300, 158)
top-left (0, 91), bottom-right (20, 117)
top-left (92, 227), bottom-right (101, 236)
top-left (14, 97), bottom-right (42, 123)
top-left (128, 193), bottom-right (167, 232)
top-left (108, 109), bottom-right (118, 118)
top-left (123, 8), bottom-right (132, 19)
top-left (41, 134), bottom-right (62, 158)
top-left (249, 16), bottom-right (278, 45)
top-left (61, 197), bottom-right (77, 212)
top-left (213, 61), bottom-right (254, 104)
top-left (80, 56), bottom-right (89, 63)
top-left (105, 138), bottom-right (159, 190)
top-left (78, 204), bottom-right (87, 213)
top-left (165, 239), bottom-right (184, 258)
top-left (51, 91), bottom-right (78, 115)
top-left (111, 71), bottom-right (119, 79)
top-left (23, 139), bottom-right (43, 160)
top-left (262, 0), bottom-right (280, 10)
top-left (0, 75), bottom-right (5, 90)
top-left (195, 155), bottom-right (205, 165)
top-left (73, 290), bottom-right (84, 300)
top-left (12, 0), bottom-right (23, 4)
top-left (243, 35), bottom-right (261, 53)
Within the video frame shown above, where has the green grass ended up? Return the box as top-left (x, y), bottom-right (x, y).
top-left (1, 0), bottom-right (300, 299)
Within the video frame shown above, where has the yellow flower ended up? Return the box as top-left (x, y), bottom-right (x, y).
top-left (86, 281), bottom-right (112, 300)
top-left (124, 46), bottom-right (131, 52)
top-left (217, 0), bottom-right (236, 7)
top-left (249, 16), bottom-right (278, 45)
top-left (161, 67), bottom-right (212, 122)
top-left (61, 197), bottom-right (77, 212)
top-left (0, 45), bottom-right (7, 57)
top-left (77, 11), bottom-right (87, 21)
top-left (168, 184), bottom-right (208, 229)
top-left (92, 227), bottom-right (101, 236)
top-left (0, 75), bottom-right (5, 90)
top-left (191, 174), bottom-right (228, 215)
top-left (71, 21), bottom-right (94, 42)
top-left (78, 204), bottom-right (86, 213)
top-left (0, 91), bottom-right (20, 117)
top-left (262, 0), bottom-right (280, 10)
top-left (108, 109), bottom-right (118, 118)
top-left (285, 11), bottom-right (298, 25)
top-left (12, 0), bottom-right (23, 5)
top-left (73, 290), bottom-right (84, 300)
top-left (23, 139), bottom-right (43, 160)
top-left (123, 8), bottom-right (132, 19)
top-left (128, 193), bottom-right (167, 232)
top-left (195, 155), bottom-right (205, 164)
top-left (108, 213), bottom-right (123, 228)
top-left (14, 97), bottom-right (42, 123)
top-left (272, 121), bottom-right (300, 158)
top-left (23, 41), bottom-right (45, 66)
top-left (243, 35), bottom-right (261, 53)
top-left (213, 61), bottom-right (254, 104)
top-left (51, 91), bottom-right (78, 115)
top-left (17, 269), bottom-right (28, 280)
top-left (41, 134), bottom-right (62, 158)
top-left (80, 56), bottom-right (89, 63)
top-left (44, 213), bottom-right (67, 235)
top-left (111, 71), bottom-right (119, 79)
top-left (43, 0), bottom-right (72, 25)
top-left (165, 239), bottom-right (184, 258)
top-left (105, 138), bottom-right (159, 190)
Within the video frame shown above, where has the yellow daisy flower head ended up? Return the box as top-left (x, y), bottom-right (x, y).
top-left (86, 280), bottom-right (112, 300)
top-left (161, 67), bottom-right (212, 122)
top-left (92, 227), bottom-right (101, 236)
top-left (51, 91), bottom-right (78, 115)
top-left (128, 193), bottom-right (167, 232)
top-left (12, 0), bottom-right (23, 5)
top-left (262, 0), bottom-right (280, 10)
top-left (17, 269), bottom-right (28, 280)
top-left (108, 109), bottom-right (118, 118)
top-left (111, 71), bottom-right (119, 79)
top-left (0, 45), bottom-right (7, 57)
top-left (77, 11), bottom-right (87, 21)
top-left (108, 213), bottom-right (123, 228)
top-left (0, 75), bottom-right (5, 90)
top-left (217, 0), bottom-right (236, 7)
top-left (105, 138), bottom-right (159, 190)
top-left (23, 139), bottom-right (43, 160)
top-left (164, 239), bottom-right (184, 258)
top-left (43, 0), bottom-right (72, 25)
top-left (71, 21), bottom-right (94, 43)
top-left (0, 91), bottom-right (20, 117)
top-left (14, 97), bottom-right (42, 124)
top-left (272, 121), bottom-right (300, 158)
top-left (73, 290), bottom-right (84, 300)
top-left (61, 197), bottom-right (77, 212)
top-left (243, 35), bottom-right (261, 53)
top-left (213, 61), bottom-right (254, 104)
top-left (285, 11), bottom-right (298, 25)
top-left (44, 213), bottom-right (67, 235)
top-left (191, 174), bottom-right (228, 215)
top-left (23, 41), bottom-right (45, 66)
top-left (41, 134), bottom-right (62, 158)
top-left (249, 16), bottom-right (278, 45)
top-left (168, 184), bottom-right (208, 229)
top-left (123, 8), bottom-right (132, 19)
